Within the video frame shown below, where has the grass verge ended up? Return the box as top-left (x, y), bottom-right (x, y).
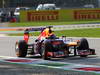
top-left (9, 20), bottom-right (100, 27)
top-left (8, 28), bottom-right (100, 38)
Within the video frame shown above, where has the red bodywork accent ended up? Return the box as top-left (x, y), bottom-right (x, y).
top-left (24, 34), bottom-right (29, 43)
top-left (47, 51), bottom-right (65, 57)
top-left (78, 51), bottom-right (90, 55)
top-left (52, 41), bottom-right (61, 45)
top-left (47, 52), bottom-right (53, 56)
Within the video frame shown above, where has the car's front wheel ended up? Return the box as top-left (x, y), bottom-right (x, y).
top-left (77, 38), bottom-right (89, 50)
top-left (42, 42), bottom-right (53, 60)
top-left (77, 38), bottom-right (89, 57)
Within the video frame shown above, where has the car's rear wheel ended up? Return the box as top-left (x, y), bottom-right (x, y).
top-left (77, 38), bottom-right (89, 57)
top-left (15, 40), bottom-right (28, 57)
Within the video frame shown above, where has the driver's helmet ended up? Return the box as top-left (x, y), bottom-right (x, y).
top-left (46, 26), bottom-right (53, 29)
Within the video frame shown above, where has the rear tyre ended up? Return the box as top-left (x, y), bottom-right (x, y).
top-left (77, 38), bottom-right (89, 57)
top-left (15, 40), bottom-right (28, 57)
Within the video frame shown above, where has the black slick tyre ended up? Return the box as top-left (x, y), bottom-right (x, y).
top-left (15, 40), bottom-right (28, 57)
top-left (77, 38), bottom-right (89, 50)
top-left (80, 55), bottom-right (88, 57)
top-left (77, 38), bottom-right (89, 57)
top-left (42, 42), bottom-right (53, 60)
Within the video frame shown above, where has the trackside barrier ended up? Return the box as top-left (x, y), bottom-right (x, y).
top-left (20, 9), bottom-right (100, 22)
top-left (53, 24), bottom-right (100, 30)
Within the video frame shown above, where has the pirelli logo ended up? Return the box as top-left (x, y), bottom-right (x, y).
top-left (74, 10), bottom-right (100, 20)
top-left (27, 11), bottom-right (59, 21)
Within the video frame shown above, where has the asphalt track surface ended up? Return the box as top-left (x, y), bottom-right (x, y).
top-left (0, 36), bottom-right (100, 75)
top-left (0, 62), bottom-right (96, 75)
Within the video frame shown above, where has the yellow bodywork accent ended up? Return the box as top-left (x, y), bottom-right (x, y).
top-left (67, 42), bottom-right (77, 46)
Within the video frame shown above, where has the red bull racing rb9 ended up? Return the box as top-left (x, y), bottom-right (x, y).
top-left (15, 26), bottom-right (96, 60)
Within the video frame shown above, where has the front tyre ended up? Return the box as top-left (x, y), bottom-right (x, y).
top-left (15, 40), bottom-right (28, 57)
top-left (77, 38), bottom-right (89, 50)
top-left (80, 55), bottom-right (88, 57)
top-left (42, 42), bottom-right (53, 60)
top-left (77, 38), bottom-right (89, 57)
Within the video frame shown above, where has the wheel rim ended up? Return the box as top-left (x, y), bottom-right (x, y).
top-left (15, 42), bottom-right (20, 56)
top-left (15, 42), bottom-right (19, 51)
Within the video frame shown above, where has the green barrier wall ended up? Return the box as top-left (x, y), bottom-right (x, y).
top-left (20, 9), bottom-right (100, 22)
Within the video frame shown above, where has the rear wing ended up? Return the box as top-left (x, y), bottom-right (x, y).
top-left (24, 27), bottom-right (45, 43)
top-left (28, 27), bottom-right (45, 32)
top-left (0, 26), bottom-right (53, 34)
top-left (24, 26), bottom-right (53, 32)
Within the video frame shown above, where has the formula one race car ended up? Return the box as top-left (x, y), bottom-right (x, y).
top-left (15, 26), bottom-right (96, 60)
